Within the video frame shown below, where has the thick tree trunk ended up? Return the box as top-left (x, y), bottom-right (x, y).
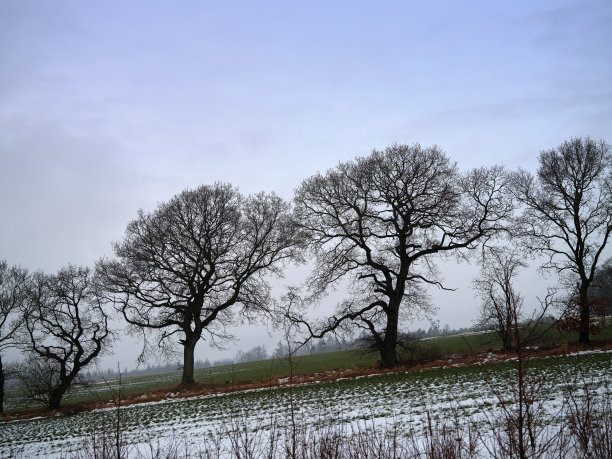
top-left (181, 335), bottom-right (197, 384)
top-left (578, 285), bottom-right (590, 344)
top-left (48, 393), bottom-right (62, 411)
top-left (48, 381), bottom-right (71, 411)
top-left (380, 306), bottom-right (399, 368)
top-left (380, 341), bottom-right (397, 368)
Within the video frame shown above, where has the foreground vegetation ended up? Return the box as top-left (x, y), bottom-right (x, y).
top-left (1, 324), bottom-right (611, 457)
top-left (1, 349), bottom-right (611, 457)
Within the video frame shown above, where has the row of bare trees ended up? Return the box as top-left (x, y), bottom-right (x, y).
top-left (1, 137), bottom-right (610, 410)
top-left (0, 186), bottom-right (301, 409)
top-left (288, 138), bottom-right (611, 366)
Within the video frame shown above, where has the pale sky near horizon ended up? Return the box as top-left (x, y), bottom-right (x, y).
top-left (1, 0), bottom-right (611, 370)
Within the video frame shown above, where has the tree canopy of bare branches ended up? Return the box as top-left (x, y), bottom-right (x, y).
top-left (24, 265), bottom-right (112, 410)
top-left (293, 143), bottom-right (513, 367)
top-left (0, 260), bottom-right (28, 412)
top-left (473, 247), bottom-right (527, 351)
top-left (98, 183), bottom-right (299, 384)
top-left (513, 137), bottom-right (612, 343)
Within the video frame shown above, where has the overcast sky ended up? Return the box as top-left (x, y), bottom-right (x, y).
top-left (1, 0), bottom-right (611, 370)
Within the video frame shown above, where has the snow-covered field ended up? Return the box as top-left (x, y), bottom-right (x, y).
top-left (1, 350), bottom-right (610, 458)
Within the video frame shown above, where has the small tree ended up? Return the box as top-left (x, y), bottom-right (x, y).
top-left (0, 260), bottom-right (28, 413)
top-left (513, 137), bottom-right (612, 343)
top-left (23, 265), bottom-right (112, 410)
top-left (98, 183), bottom-right (299, 384)
top-left (272, 340), bottom-right (289, 359)
top-left (484, 298), bottom-right (561, 458)
top-left (14, 354), bottom-right (63, 409)
top-left (473, 247), bottom-right (527, 352)
top-left (293, 143), bottom-right (513, 367)
top-left (235, 345), bottom-right (268, 363)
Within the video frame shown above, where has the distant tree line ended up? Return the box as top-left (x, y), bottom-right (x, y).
top-left (82, 322), bottom-right (484, 381)
top-left (1, 137), bottom-right (610, 410)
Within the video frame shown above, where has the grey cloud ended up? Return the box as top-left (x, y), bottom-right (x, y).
top-left (0, 117), bottom-right (139, 271)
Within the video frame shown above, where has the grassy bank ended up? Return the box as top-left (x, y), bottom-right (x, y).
top-left (4, 323), bottom-right (612, 413)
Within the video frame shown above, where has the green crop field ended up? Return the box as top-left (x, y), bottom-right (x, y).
top-left (4, 323), bottom-right (611, 413)
top-left (1, 350), bottom-right (610, 457)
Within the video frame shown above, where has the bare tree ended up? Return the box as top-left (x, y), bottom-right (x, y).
top-left (483, 287), bottom-right (561, 459)
top-left (0, 260), bottom-right (28, 413)
top-left (14, 354), bottom-right (64, 409)
top-left (473, 247), bottom-right (527, 351)
top-left (235, 345), bottom-right (268, 363)
top-left (292, 143), bottom-right (513, 367)
top-left (513, 137), bottom-right (612, 343)
top-left (23, 265), bottom-right (112, 410)
top-left (98, 183), bottom-right (299, 384)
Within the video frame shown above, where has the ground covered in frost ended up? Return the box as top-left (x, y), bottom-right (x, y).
top-left (1, 350), bottom-right (610, 458)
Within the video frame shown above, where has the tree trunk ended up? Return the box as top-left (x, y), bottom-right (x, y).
top-left (501, 333), bottom-right (513, 352)
top-left (578, 285), bottom-right (590, 344)
top-left (0, 355), bottom-right (4, 414)
top-left (502, 314), bottom-right (513, 352)
top-left (181, 335), bottom-right (197, 384)
top-left (380, 306), bottom-right (399, 368)
top-left (380, 340), bottom-right (397, 368)
top-left (48, 381), bottom-right (71, 410)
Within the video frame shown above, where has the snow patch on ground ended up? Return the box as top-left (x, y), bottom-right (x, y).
top-left (1, 352), bottom-right (610, 458)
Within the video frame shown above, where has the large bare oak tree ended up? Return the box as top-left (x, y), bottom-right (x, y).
top-left (513, 137), bottom-right (611, 343)
top-left (293, 143), bottom-right (513, 367)
top-left (98, 183), bottom-right (299, 384)
top-left (23, 265), bottom-right (112, 410)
